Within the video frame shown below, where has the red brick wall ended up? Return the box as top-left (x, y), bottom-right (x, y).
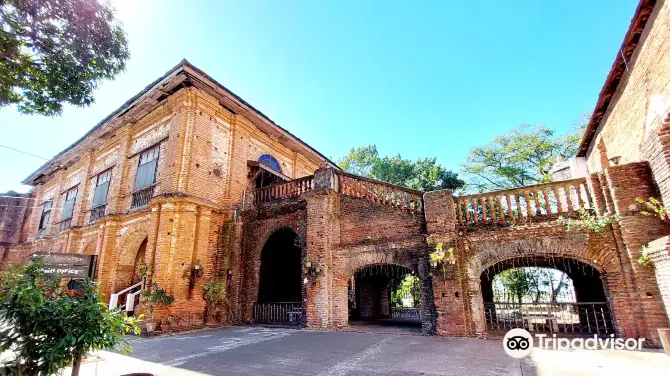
top-left (585, 0), bottom-right (670, 173)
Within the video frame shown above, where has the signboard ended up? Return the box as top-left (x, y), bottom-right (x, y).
top-left (30, 252), bottom-right (97, 279)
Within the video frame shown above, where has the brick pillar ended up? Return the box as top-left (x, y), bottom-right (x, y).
top-left (423, 189), bottom-right (465, 335)
top-left (586, 173), bottom-right (607, 215)
top-left (604, 162), bottom-right (670, 344)
top-left (151, 200), bottom-right (206, 327)
top-left (111, 125), bottom-right (133, 215)
top-left (95, 218), bottom-right (120, 299)
top-left (303, 170), bottom-right (340, 329)
top-left (647, 236), bottom-right (670, 323)
top-left (643, 116), bottom-right (670, 206)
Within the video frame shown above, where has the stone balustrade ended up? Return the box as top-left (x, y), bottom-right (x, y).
top-left (335, 171), bottom-right (424, 214)
top-left (454, 178), bottom-right (591, 225)
top-left (253, 175), bottom-right (314, 205)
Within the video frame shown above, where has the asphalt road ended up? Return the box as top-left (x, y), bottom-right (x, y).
top-left (126, 327), bottom-right (526, 376)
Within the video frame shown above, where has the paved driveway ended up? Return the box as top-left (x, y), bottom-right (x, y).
top-left (71, 327), bottom-right (670, 376)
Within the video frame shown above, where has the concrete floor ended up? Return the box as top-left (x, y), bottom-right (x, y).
top-left (70, 326), bottom-right (670, 376)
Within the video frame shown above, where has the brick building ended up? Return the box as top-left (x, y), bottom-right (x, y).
top-left (5, 60), bottom-right (334, 326)
top-left (577, 0), bottom-right (670, 333)
top-left (2, 0), bottom-right (670, 346)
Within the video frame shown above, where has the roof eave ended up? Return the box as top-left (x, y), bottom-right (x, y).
top-left (576, 0), bottom-right (657, 157)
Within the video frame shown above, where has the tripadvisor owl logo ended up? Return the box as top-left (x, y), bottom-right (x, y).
top-left (502, 328), bottom-right (647, 358)
top-left (503, 328), bottom-right (533, 358)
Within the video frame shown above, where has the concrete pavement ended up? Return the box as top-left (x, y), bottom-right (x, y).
top-left (67, 327), bottom-right (670, 376)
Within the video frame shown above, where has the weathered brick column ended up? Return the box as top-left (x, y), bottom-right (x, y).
top-left (302, 167), bottom-right (341, 329)
top-left (604, 162), bottom-right (670, 344)
top-left (423, 189), bottom-right (467, 336)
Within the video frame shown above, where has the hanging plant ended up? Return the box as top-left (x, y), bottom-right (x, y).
top-left (429, 243), bottom-right (456, 283)
top-left (302, 257), bottom-right (324, 277)
top-left (184, 260), bottom-right (204, 290)
top-left (638, 244), bottom-right (654, 268)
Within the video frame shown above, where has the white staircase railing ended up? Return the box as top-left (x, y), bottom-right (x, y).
top-left (109, 280), bottom-right (144, 312)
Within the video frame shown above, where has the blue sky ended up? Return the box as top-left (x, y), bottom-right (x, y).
top-left (0, 0), bottom-right (638, 192)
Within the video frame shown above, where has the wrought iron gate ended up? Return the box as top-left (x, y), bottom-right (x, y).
top-left (252, 302), bottom-right (303, 326)
top-left (484, 301), bottom-right (615, 335)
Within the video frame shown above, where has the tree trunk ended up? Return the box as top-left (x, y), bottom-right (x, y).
top-left (71, 353), bottom-right (82, 376)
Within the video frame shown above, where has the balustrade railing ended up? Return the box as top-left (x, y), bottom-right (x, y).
top-left (131, 186), bottom-right (155, 210)
top-left (454, 178), bottom-right (591, 225)
top-left (335, 171), bottom-right (424, 214)
top-left (89, 204), bottom-right (106, 223)
top-left (484, 301), bottom-right (614, 336)
top-left (252, 302), bottom-right (303, 326)
top-left (253, 175), bottom-right (314, 205)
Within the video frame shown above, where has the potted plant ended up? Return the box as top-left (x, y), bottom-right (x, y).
top-left (160, 316), bottom-right (172, 332)
top-left (141, 282), bottom-right (175, 333)
top-left (203, 278), bottom-right (227, 324)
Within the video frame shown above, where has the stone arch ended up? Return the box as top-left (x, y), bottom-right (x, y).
top-left (113, 229), bottom-right (149, 291)
top-left (464, 234), bottom-right (620, 335)
top-left (343, 249), bottom-right (418, 279)
top-left (80, 241), bottom-right (96, 255)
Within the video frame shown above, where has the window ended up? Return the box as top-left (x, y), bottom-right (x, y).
top-left (134, 146), bottom-right (160, 191)
top-left (38, 201), bottom-right (52, 231)
top-left (258, 154), bottom-right (282, 173)
top-left (60, 187), bottom-right (78, 221)
top-left (92, 170), bottom-right (112, 208)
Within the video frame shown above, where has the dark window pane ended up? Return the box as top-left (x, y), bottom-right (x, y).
top-left (134, 147), bottom-right (159, 191)
top-left (92, 181), bottom-right (109, 207)
top-left (60, 188), bottom-right (77, 221)
top-left (38, 202), bottom-right (52, 230)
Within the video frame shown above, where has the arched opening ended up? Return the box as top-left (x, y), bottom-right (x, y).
top-left (130, 239), bottom-right (147, 285)
top-left (254, 228), bottom-right (302, 325)
top-left (348, 264), bottom-right (421, 332)
top-left (480, 256), bottom-right (614, 336)
top-left (114, 232), bottom-right (148, 292)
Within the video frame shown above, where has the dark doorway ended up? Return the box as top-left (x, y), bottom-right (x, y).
top-left (254, 229), bottom-right (302, 325)
top-left (348, 264), bottom-right (421, 333)
top-left (131, 239), bottom-right (147, 285)
top-left (480, 256), bottom-right (613, 336)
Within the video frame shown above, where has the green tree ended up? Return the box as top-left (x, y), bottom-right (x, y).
top-left (339, 145), bottom-right (465, 191)
top-left (1, 0), bottom-right (129, 115)
top-left (461, 121), bottom-right (586, 192)
top-left (0, 259), bottom-right (139, 376)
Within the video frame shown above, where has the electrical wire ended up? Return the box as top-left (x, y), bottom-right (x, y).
top-left (0, 144), bottom-right (50, 160)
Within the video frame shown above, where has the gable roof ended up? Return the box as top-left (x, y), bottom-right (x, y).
top-left (576, 0), bottom-right (657, 157)
top-left (23, 59), bottom-right (339, 185)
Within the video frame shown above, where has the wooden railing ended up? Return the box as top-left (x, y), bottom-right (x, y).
top-left (454, 178), bottom-right (591, 225)
top-left (335, 171), bottom-right (424, 213)
top-left (253, 175), bottom-right (314, 205)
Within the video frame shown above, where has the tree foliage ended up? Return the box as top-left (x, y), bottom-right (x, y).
top-left (494, 267), bottom-right (571, 304)
top-left (1, 0), bottom-right (129, 115)
top-left (338, 144), bottom-right (465, 192)
top-left (461, 121), bottom-right (586, 192)
top-left (0, 259), bottom-right (139, 375)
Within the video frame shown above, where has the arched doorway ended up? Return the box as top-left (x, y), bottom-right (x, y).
top-left (254, 228), bottom-right (303, 325)
top-left (480, 256), bottom-right (614, 336)
top-left (114, 232), bottom-right (148, 292)
top-left (349, 264), bottom-right (421, 332)
top-left (130, 239), bottom-right (147, 285)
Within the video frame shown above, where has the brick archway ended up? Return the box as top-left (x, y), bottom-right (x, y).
top-left (113, 229), bottom-right (149, 292)
top-left (464, 233), bottom-right (622, 336)
top-left (342, 250), bottom-right (418, 279)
